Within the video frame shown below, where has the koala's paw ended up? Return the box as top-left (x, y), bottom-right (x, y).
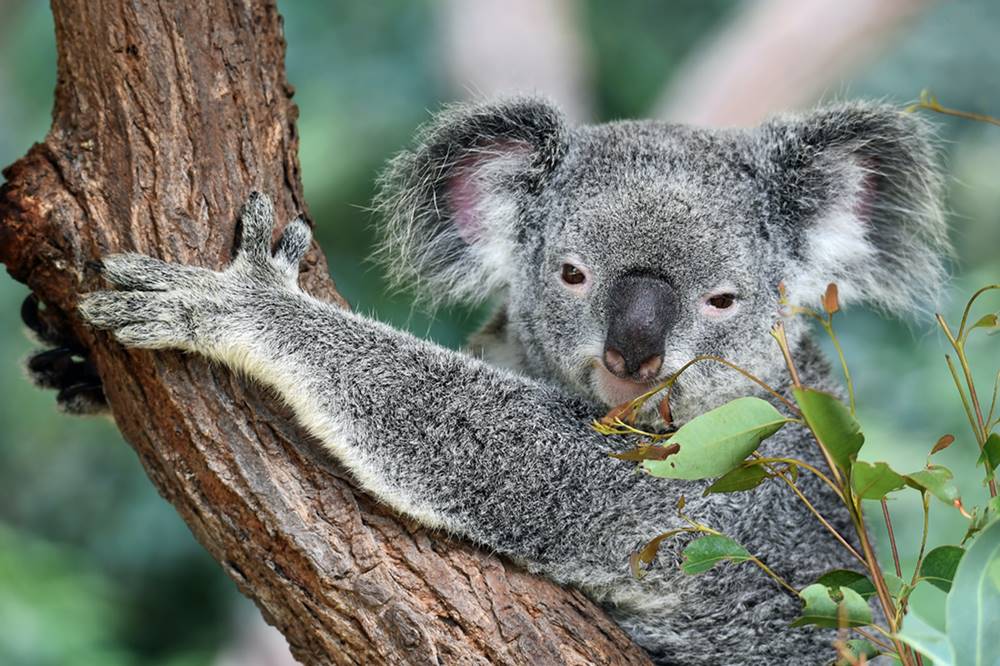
top-left (80, 192), bottom-right (312, 354)
top-left (22, 294), bottom-right (108, 415)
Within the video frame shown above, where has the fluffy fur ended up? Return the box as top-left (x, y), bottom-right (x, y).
top-left (77, 99), bottom-right (949, 665)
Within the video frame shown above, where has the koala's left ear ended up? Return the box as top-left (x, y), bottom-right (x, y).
top-left (760, 102), bottom-right (950, 314)
top-left (374, 97), bottom-right (569, 305)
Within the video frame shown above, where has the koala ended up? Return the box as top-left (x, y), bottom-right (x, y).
top-left (71, 98), bottom-right (946, 665)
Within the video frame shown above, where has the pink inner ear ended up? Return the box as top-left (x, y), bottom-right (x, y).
top-left (447, 167), bottom-right (484, 243)
top-left (445, 139), bottom-right (534, 244)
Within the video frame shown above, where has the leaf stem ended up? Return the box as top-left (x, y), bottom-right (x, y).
top-left (767, 464), bottom-right (866, 565)
top-left (751, 456), bottom-right (844, 502)
top-left (772, 322), bottom-right (845, 489)
top-left (939, 315), bottom-right (999, 497)
top-left (821, 318), bottom-right (857, 416)
top-left (853, 626), bottom-right (894, 653)
top-left (852, 503), bottom-right (910, 665)
top-left (909, 94), bottom-right (1000, 128)
top-left (881, 498), bottom-right (903, 578)
top-left (748, 556), bottom-right (798, 596)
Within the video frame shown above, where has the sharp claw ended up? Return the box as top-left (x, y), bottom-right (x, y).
top-left (27, 347), bottom-right (75, 374)
top-left (21, 293), bottom-right (44, 335)
top-left (57, 382), bottom-right (108, 415)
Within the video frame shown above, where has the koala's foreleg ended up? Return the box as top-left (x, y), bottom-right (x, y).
top-left (79, 193), bottom-right (666, 566)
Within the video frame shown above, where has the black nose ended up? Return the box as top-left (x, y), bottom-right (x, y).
top-left (603, 273), bottom-right (676, 382)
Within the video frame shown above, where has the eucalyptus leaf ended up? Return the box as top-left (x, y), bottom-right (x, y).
top-left (920, 545), bottom-right (965, 593)
top-left (834, 639), bottom-right (879, 665)
top-left (883, 572), bottom-right (907, 600)
top-left (793, 388), bottom-right (864, 473)
top-left (703, 464), bottom-right (770, 495)
top-left (897, 612), bottom-right (956, 666)
top-left (946, 519), bottom-right (1000, 666)
top-left (851, 461), bottom-right (906, 500)
top-left (643, 397), bottom-right (787, 480)
top-left (962, 496), bottom-right (1000, 545)
top-left (790, 583), bottom-right (872, 628)
top-left (680, 534), bottom-right (752, 575)
top-left (970, 312), bottom-right (999, 333)
top-left (977, 433), bottom-right (1000, 475)
top-left (815, 569), bottom-right (876, 600)
top-left (906, 465), bottom-right (961, 507)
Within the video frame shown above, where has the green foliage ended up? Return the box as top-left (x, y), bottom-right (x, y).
top-left (919, 545), bottom-right (964, 592)
top-left (905, 465), bottom-right (962, 506)
top-left (680, 535), bottom-right (752, 575)
top-left (792, 387), bottom-right (865, 474)
top-left (815, 570), bottom-right (876, 600)
top-left (897, 613), bottom-right (956, 666)
top-left (851, 461), bottom-right (906, 500)
top-left (642, 397), bottom-right (787, 480)
top-left (977, 432), bottom-right (1000, 475)
top-left (835, 639), bottom-right (879, 665)
top-left (791, 584), bottom-right (872, 629)
top-left (899, 520), bottom-right (1000, 665)
top-left (946, 520), bottom-right (1000, 665)
top-left (703, 463), bottom-right (769, 495)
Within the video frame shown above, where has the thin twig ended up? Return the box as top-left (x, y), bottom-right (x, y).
top-left (881, 499), bottom-right (903, 578)
top-left (768, 465), bottom-right (866, 565)
top-left (822, 319), bottom-right (857, 416)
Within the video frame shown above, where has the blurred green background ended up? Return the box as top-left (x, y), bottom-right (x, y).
top-left (1, 1), bottom-right (998, 664)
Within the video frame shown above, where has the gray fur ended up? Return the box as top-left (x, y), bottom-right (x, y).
top-left (79, 99), bottom-right (949, 665)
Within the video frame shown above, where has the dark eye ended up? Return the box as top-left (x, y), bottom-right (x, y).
top-left (707, 293), bottom-right (736, 309)
top-left (561, 263), bottom-right (586, 285)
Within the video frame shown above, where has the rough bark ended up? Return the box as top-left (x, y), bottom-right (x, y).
top-left (0, 2), bottom-right (651, 664)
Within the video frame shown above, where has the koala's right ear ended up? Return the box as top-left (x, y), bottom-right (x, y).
top-left (374, 97), bottom-right (568, 304)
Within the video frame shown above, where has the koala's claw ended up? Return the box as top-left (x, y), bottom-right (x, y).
top-left (80, 193), bottom-right (310, 354)
top-left (22, 294), bottom-right (109, 414)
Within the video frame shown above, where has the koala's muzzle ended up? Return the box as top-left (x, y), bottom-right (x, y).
top-left (603, 274), bottom-right (676, 383)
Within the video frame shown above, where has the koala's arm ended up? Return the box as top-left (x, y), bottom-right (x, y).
top-left (79, 194), bottom-right (666, 566)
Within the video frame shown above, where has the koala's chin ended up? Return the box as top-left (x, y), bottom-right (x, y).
top-left (590, 363), bottom-right (660, 411)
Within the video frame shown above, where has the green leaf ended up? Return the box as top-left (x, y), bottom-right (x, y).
top-left (884, 572), bottom-right (908, 600)
top-left (790, 583), bottom-right (872, 628)
top-left (906, 465), bottom-right (961, 507)
top-left (834, 639), bottom-right (879, 665)
top-left (897, 612), bottom-right (955, 666)
top-left (851, 461), bottom-right (906, 500)
top-left (946, 519), bottom-right (1000, 666)
top-left (919, 545), bottom-right (964, 593)
top-left (793, 388), bottom-right (864, 473)
top-left (970, 312), bottom-right (999, 333)
top-left (815, 569), bottom-right (876, 600)
top-left (680, 534), bottom-right (752, 575)
top-left (962, 496), bottom-right (1000, 545)
top-left (703, 463), bottom-right (770, 495)
top-left (643, 397), bottom-right (788, 480)
top-left (977, 433), bottom-right (1000, 475)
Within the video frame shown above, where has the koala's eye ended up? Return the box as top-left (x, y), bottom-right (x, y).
top-left (707, 293), bottom-right (736, 309)
top-left (561, 263), bottom-right (586, 286)
top-left (702, 291), bottom-right (740, 318)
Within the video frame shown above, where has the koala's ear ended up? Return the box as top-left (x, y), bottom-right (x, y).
top-left (760, 102), bottom-right (950, 315)
top-left (374, 97), bottom-right (568, 304)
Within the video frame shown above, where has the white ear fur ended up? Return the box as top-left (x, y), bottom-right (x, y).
top-left (785, 161), bottom-right (878, 308)
top-left (769, 103), bottom-right (949, 317)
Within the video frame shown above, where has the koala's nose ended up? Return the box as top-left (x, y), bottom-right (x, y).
top-left (603, 273), bottom-right (676, 382)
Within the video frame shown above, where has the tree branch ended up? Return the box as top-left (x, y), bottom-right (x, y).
top-left (0, 1), bottom-right (649, 663)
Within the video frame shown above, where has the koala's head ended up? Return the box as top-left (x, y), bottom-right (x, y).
top-left (376, 98), bottom-right (947, 418)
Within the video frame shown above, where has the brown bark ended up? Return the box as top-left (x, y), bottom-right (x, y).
top-left (0, 2), bottom-right (650, 664)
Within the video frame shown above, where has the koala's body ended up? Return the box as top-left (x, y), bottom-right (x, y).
top-left (72, 98), bottom-right (947, 665)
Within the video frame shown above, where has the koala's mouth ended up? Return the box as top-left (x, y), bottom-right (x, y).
top-left (591, 363), bottom-right (660, 409)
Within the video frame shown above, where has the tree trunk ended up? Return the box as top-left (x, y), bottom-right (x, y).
top-left (0, 2), bottom-right (651, 664)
